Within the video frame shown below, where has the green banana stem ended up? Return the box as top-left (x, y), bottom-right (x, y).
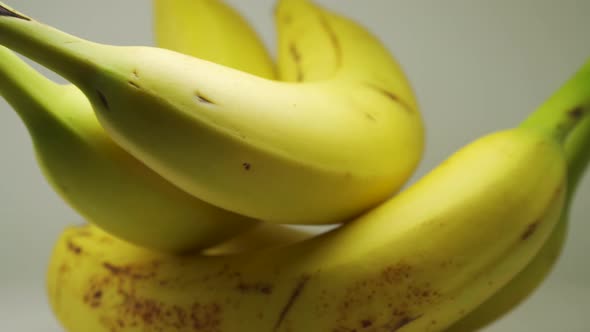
top-left (0, 45), bottom-right (65, 128)
top-left (521, 57), bottom-right (590, 144)
top-left (565, 113), bottom-right (590, 195)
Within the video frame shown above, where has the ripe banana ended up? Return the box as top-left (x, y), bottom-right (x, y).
top-left (153, 0), bottom-right (275, 79)
top-left (45, 59), bottom-right (590, 331)
top-left (0, 0), bottom-right (288, 253)
top-left (0, 0), bottom-right (424, 224)
top-left (0, 45), bottom-right (261, 253)
top-left (446, 76), bottom-right (590, 332)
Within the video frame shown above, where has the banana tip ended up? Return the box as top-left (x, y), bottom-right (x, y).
top-left (0, 4), bottom-right (30, 21)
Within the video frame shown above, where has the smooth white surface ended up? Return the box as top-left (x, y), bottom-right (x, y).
top-left (0, 1), bottom-right (589, 331)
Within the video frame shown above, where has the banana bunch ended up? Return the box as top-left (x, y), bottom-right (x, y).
top-left (0, 1), bottom-right (588, 332)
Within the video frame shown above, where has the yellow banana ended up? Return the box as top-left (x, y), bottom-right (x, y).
top-left (0, 46), bottom-right (260, 253)
top-left (0, 0), bottom-right (424, 224)
top-left (45, 129), bottom-right (568, 332)
top-left (446, 86), bottom-right (590, 332)
top-left (0, 0), bottom-right (287, 253)
top-left (153, 0), bottom-right (275, 79)
top-left (44, 55), bottom-right (590, 331)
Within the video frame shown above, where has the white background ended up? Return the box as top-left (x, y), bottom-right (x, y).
top-left (0, 1), bottom-right (589, 331)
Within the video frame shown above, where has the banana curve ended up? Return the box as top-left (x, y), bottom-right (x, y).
top-left (0, 1), bottom-right (424, 224)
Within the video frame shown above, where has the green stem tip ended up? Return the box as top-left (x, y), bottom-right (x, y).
top-left (521, 57), bottom-right (590, 144)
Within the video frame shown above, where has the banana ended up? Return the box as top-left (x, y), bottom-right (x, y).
top-left (0, 45), bottom-right (261, 253)
top-left (446, 84), bottom-right (590, 332)
top-left (154, 0), bottom-right (275, 79)
top-left (44, 59), bottom-right (590, 331)
top-left (0, 0), bottom-right (289, 253)
top-left (0, 0), bottom-right (424, 224)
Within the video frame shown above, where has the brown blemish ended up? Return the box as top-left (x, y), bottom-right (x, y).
top-left (568, 106), bottom-right (587, 120)
top-left (318, 14), bottom-right (342, 69)
top-left (274, 274), bottom-right (311, 331)
top-left (289, 43), bottom-right (304, 82)
top-left (364, 112), bottom-right (376, 121)
top-left (128, 81), bottom-right (140, 89)
top-left (521, 221), bottom-right (539, 240)
top-left (195, 92), bottom-right (215, 105)
top-left (58, 263), bottom-right (70, 274)
top-left (237, 282), bottom-right (273, 295)
top-left (522, 184), bottom-right (565, 241)
top-left (365, 82), bottom-right (414, 113)
top-left (0, 4), bottom-right (30, 20)
top-left (361, 319), bottom-right (373, 328)
top-left (103, 262), bottom-right (126, 275)
top-left (67, 240), bottom-right (83, 255)
top-left (242, 162), bottom-right (251, 171)
top-left (381, 262), bottom-right (413, 283)
top-left (132, 69), bottom-right (140, 78)
top-left (83, 276), bottom-right (111, 309)
top-left (333, 263), bottom-right (438, 331)
top-left (103, 286), bottom-right (222, 332)
top-left (97, 90), bottom-right (109, 110)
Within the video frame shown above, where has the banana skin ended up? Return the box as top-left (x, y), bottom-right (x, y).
top-left (0, 0), bottom-right (288, 253)
top-left (0, 46), bottom-right (260, 253)
top-left (154, 0), bottom-right (275, 79)
top-left (0, 0), bottom-right (424, 225)
top-left (446, 63), bottom-right (590, 332)
top-left (46, 126), bottom-right (569, 332)
top-left (43, 54), bottom-right (590, 332)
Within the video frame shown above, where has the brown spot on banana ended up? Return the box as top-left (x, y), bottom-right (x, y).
top-left (82, 275), bottom-right (112, 309)
top-left (334, 262), bottom-right (437, 331)
top-left (102, 286), bottom-right (223, 331)
top-left (195, 92), bottom-right (215, 105)
top-left (364, 82), bottom-right (414, 113)
top-left (128, 81), bottom-right (140, 89)
top-left (289, 42), bottom-right (304, 82)
top-left (66, 240), bottom-right (83, 255)
top-left (521, 221), bottom-right (539, 240)
top-left (96, 90), bottom-right (109, 110)
top-left (274, 274), bottom-right (311, 331)
top-left (364, 112), bottom-right (377, 122)
top-left (569, 105), bottom-right (587, 120)
top-left (242, 162), bottom-right (252, 171)
top-left (521, 183), bottom-right (565, 241)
